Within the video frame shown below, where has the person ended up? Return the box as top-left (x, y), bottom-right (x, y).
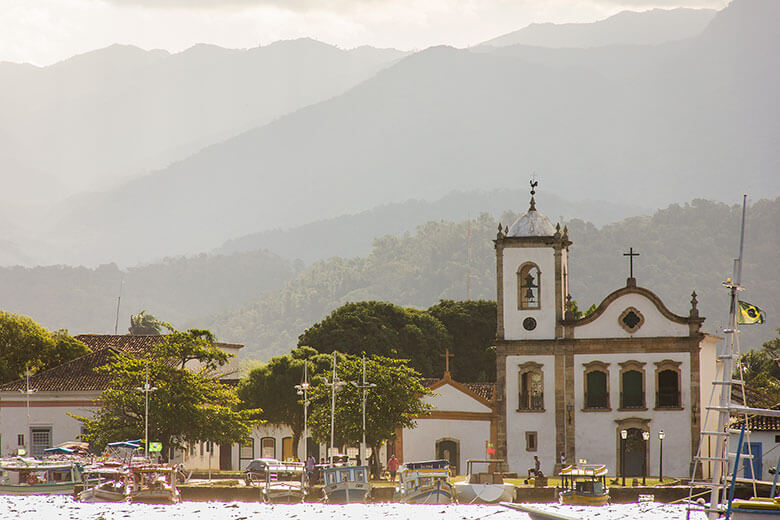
top-left (560, 452), bottom-right (565, 466)
top-left (387, 454), bottom-right (400, 482)
top-left (528, 455), bottom-right (541, 478)
top-left (306, 455), bottom-right (316, 485)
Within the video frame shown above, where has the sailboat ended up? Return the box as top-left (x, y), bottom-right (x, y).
top-left (688, 195), bottom-right (776, 519)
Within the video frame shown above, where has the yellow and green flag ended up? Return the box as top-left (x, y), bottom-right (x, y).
top-left (738, 301), bottom-right (765, 325)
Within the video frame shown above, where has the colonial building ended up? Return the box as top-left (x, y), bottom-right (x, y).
top-left (493, 186), bottom-right (719, 479)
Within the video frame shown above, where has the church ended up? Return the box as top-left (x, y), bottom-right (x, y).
top-left (492, 184), bottom-right (719, 479)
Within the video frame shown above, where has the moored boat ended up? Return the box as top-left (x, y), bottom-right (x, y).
top-left (395, 459), bottom-right (454, 504)
top-left (454, 459), bottom-right (514, 504)
top-left (129, 465), bottom-right (180, 504)
top-left (0, 457), bottom-right (83, 495)
top-left (322, 465), bottom-right (371, 503)
top-left (78, 464), bottom-right (133, 502)
top-left (263, 461), bottom-right (306, 503)
top-left (558, 464), bottom-right (609, 506)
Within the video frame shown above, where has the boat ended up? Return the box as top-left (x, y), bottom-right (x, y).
top-left (129, 465), bottom-right (180, 504)
top-left (500, 502), bottom-right (582, 520)
top-left (322, 464), bottom-right (371, 503)
top-left (0, 457), bottom-right (83, 495)
top-left (454, 459), bottom-right (515, 504)
top-left (263, 461), bottom-right (307, 503)
top-left (687, 196), bottom-right (779, 520)
top-left (244, 457), bottom-right (277, 487)
top-left (78, 464), bottom-right (133, 502)
top-left (395, 459), bottom-right (454, 504)
top-left (558, 463), bottom-right (609, 506)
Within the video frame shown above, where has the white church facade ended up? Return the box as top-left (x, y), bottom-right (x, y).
top-left (493, 186), bottom-right (718, 479)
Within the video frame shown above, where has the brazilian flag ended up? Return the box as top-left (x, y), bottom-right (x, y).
top-left (738, 301), bottom-right (766, 325)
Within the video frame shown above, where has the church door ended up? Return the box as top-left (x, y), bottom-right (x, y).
top-left (436, 439), bottom-right (459, 476)
top-left (623, 428), bottom-right (646, 477)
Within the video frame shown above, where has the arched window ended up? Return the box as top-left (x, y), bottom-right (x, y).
top-left (261, 437), bottom-right (276, 459)
top-left (518, 362), bottom-right (544, 411)
top-left (655, 360), bottom-right (682, 409)
top-left (517, 263), bottom-right (541, 310)
top-left (583, 361), bottom-right (610, 410)
top-left (619, 361), bottom-right (646, 410)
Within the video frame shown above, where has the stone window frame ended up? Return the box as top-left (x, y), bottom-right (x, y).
top-left (654, 359), bottom-right (683, 410)
top-left (525, 431), bottom-right (538, 452)
top-left (517, 262), bottom-right (541, 310)
top-left (582, 361), bottom-right (611, 411)
top-left (618, 306), bottom-right (645, 333)
top-left (618, 360), bottom-right (647, 411)
top-left (517, 361), bottom-right (545, 412)
top-left (261, 436), bottom-right (276, 459)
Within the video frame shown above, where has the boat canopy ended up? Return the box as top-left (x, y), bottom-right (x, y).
top-left (560, 464), bottom-right (608, 477)
top-left (44, 447), bottom-right (75, 454)
top-left (404, 460), bottom-right (450, 470)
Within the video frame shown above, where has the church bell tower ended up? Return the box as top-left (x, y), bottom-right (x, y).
top-left (494, 181), bottom-right (571, 340)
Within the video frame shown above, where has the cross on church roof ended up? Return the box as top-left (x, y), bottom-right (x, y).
top-left (441, 348), bottom-right (454, 377)
top-left (623, 247), bottom-right (639, 279)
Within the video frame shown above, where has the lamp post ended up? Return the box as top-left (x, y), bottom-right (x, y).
top-left (620, 429), bottom-right (628, 486)
top-left (642, 431), bottom-right (650, 485)
top-left (136, 366), bottom-right (158, 460)
top-left (295, 359), bottom-right (311, 462)
top-left (658, 430), bottom-right (665, 482)
top-left (19, 366), bottom-right (37, 456)
top-left (350, 354), bottom-right (376, 466)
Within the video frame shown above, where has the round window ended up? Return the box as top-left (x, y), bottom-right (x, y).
top-left (523, 317), bottom-right (537, 331)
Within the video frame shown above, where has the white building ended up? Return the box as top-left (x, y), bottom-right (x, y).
top-left (493, 186), bottom-right (718, 479)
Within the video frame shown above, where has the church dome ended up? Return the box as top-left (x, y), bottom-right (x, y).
top-left (506, 207), bottom-right (556, 237)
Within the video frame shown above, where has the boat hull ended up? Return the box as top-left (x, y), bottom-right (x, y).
top-left (0, 482), bottom-right (76, 495)
top-left (264, 486), bottom-right (305, 503)
top-left (324, 481), bottom-right (370, 503)
top-left (131, 490), bottom-right (180, 504)
top-left (454, 482), bottom-right (515, 504)
top-left (559, 490), bottom-right (609, 506)
top-left (731, 499), bottom-right (780, 519)
top-left (79, 484), bottom-right (130, 502)
top-left (398, 485), bottom-right (454, 504)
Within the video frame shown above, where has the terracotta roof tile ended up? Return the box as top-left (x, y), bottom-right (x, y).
top-left (422, 377), bottom-right (496, 402)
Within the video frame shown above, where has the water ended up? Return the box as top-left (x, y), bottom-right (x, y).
top-left (0, 496), bottom-right (706, 520)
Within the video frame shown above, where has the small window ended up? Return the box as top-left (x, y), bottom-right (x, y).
top-left (261, 437), bottom-right (276, 459)
top-left (526, 431), bottom-right (538, 451)
top-left (775, 435), bottom-right (780, 443)
top-left (240, 440), bottom-right (254, 460)
top-left (518, 362), bottom-right (544, 411)
top-left (517, 263), bottom-right (541, 310)
top-left (30, 427), bottom-right (52, 458)
top-left (619, 361), bottom-right (646, 410)
top-left (584, 361), bottom-right (610, 410)
top-left (655, 360), bottom-right (682, 409)
top-left (17, 434), bottom-right (24, 446)
top-left (618, 307), bottom-right (645, 333)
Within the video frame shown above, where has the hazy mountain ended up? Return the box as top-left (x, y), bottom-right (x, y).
top-left (0, 39), bottom-right (406, 215)
top-left (481, 8), bottom-right (716, 48)
top-left (46, 0), bottom-right (779, 267)
top-left (217, 189), bottom-right (646, 263)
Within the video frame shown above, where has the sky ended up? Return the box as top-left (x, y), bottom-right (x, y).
top-left (1, 0), bottom-right (730, 66)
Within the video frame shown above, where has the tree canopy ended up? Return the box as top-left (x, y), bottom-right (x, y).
top-left (739, 328), bottom-right (780, 407)
top-left (298, 301), bottom-right (452, 378)
top-left (0, 311), bottom-right (90, 385)
top-left (129, 310), bottom-right (162, 335)
top-left (307, 353), bottom-right (432, 476)
top-left (75, 325), bottom-right (260, 458)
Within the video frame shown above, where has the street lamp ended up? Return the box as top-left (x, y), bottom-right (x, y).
top-left (642, 431), bottom-right (650, 485)
top-left (658, 430), bottom-right (665, 482)
top-left (350, 354), bottom-right (376, 466)
top-left (295, 360), bottom-right (311, 462)
top-left (620, 429), bottom-right (628, 486)
top-left (19, 366), bottom-right (37, 456)
top-left (136, 366), bottom-right (158, 460)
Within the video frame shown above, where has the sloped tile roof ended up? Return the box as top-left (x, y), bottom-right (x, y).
top-left (422, 377), bottom-right (496, 402)
top-left (733, 415), bottom-right (780, 432)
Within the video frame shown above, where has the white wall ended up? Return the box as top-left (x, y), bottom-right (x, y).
top-left (573, 352), bottom-right (691, 478)
top-left (505, 354), bottom-right (556, 475)
top-left (574, 293), bottom-right (690, 339)
top-left (425, 384), bottom-right (492, 413)
top-left (503, 247), bottom-right (558, 340)
top-left (729, 430), bottom-right (780, 482)
top-left (402, 417), bottom-right (490, 475)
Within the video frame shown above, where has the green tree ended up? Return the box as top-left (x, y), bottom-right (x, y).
top-left (739, 329), bottom-right (780, 407)
top-left (427, 299), bottom-right (496, 381)
top-left (298, 301), bottom-right (451, 378)
top-left (129, 310), bottom-right (162, 335)
top-left (0, 311), bottom-right (90, 384)
top-left (74, 325), bottom-right (260, 459)
top-left (307, 353), bottom-right (433, 477)
top-left (237, 346), bottom-right (333, 457)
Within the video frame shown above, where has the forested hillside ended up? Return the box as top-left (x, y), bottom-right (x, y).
top-left (202, 198), bottom-right (779, 360)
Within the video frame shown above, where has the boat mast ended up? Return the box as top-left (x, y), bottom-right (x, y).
top-left (330, 351), bottom-right (337, 465)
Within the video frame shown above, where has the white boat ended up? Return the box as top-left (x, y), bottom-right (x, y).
top-left (263, 461), bottom-right (307, 503)
top-left (129, 465), bottom-right (180, 504)
top-left (0, 457), bottom-right (83, 495)
top-left (558, 464), bottom-right (609, 506)
top-left (79, 465), bottom-right (133, 502)
top-left (454, 459), bottom-right (514, 504)
top-left (395, 460), bottom-right (454, 504)
top-left (243, 457), bottom-right (277, 487)
top-left (322, 465), bottom-right (371, 503)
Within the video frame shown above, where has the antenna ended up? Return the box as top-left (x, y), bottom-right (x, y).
top-left (466, 215), bottom-right (472, 300)
top-left (114, 279), bottom-right (124, 334)
top-left (736, 194), bottom-right (747, 285)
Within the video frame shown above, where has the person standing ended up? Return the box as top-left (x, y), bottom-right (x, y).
top-left (306, 455), bottom-right (316, 485)
top-left (387, 454), bottom-right (400, 482)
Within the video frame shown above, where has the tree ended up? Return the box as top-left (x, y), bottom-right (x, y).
top-left (74, 325), bottom-right (260, 459)
top-left (427, 299), bottom-right (496, 381)
top-left (129, 310), bottom-right (162, 335)
top-left (298, 301), bottom-right (451, 378)
top-left (0, 311), bottom-right (90, 384)
top-left (739, 329), bottom-right (780, 407)
top-left (237, 346), bottom-right (333, 457)
top-left (307, 353), bottom-right (433, 477)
